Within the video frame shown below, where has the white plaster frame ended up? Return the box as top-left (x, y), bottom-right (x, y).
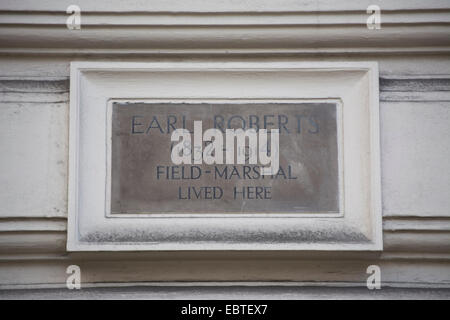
top-left (67, 61), bottom-right (382, 251)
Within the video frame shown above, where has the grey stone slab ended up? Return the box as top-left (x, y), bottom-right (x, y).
top-left (111, 102), bottom-right (339, 214)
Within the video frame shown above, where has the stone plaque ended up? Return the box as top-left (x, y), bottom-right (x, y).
top-left (69, 62), bottom-right (382, 251)
top-left (110, 102), bottom-right (340, 214)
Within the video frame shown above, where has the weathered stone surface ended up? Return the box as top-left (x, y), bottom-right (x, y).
top-left (111, 102), bottom-right (339, 214)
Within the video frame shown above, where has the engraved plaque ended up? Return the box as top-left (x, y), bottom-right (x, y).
top-left (110, 102), bottom-right (341, 215)
top-left (68, 62), bottom-right (382, 251)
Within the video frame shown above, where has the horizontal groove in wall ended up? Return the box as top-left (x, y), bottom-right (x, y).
top-left (380, 77), bottom-right (450, 91)
top-left (383, 217), bottom-right (450, 231)
top-left (3, 78), bottom-right (450, 102)
top-left (2, 76), bottom-right (450, 92)
top-left (0, 228), bottom-right (449, 255)
top-left (380, 92), bottom-right (450, 101)
top-left (1, 11), bottom-right (450, 27)
top-left (380, 77), bottom-right (450, 101)
top-left (0, 79), bottom-right (69, 93)
top-left (1, 48), bottom-right (450, 56)
top-left (1, 0), bottom-right (449, 13)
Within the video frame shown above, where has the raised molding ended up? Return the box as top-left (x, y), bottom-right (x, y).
top-left (1, 284), bottom-right (450, 299)
top-left (0, 1), bottom-right (449, 55)
top-left (67, 61), bottom-right (382, 251)
top-left (0, 218), bottom-right (66, 232)
top-left (2, 48), bottom-right (450, 57)
top-left (0, 259), bottom-right (449, 288)
top-left (0, 27), bottom-right (448, 53)
top-left (1, 0), bottom-right (450, 12)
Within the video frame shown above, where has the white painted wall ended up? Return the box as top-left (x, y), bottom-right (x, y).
top-left (0, 0), bottom-right (449, 295)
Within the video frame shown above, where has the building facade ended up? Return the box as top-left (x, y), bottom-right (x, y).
top-left (0, 0), bottom-right (449, 299)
